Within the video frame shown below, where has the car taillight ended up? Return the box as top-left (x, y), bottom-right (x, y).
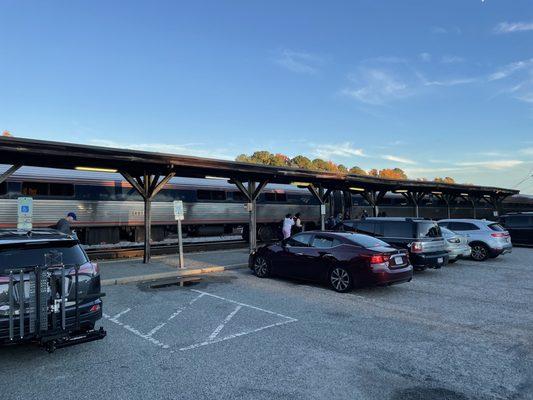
top-left (491, 232), bottom-right (507, 238)
top-left (370, 254), bottom-right (390, 264)
top-left (89, 304), bottom-right (101, 313)
top-left (410, 242), bottom-right (423, 253)
top-left (70, 262), bottom-right (99, 276)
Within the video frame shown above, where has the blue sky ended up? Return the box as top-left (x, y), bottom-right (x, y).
top-left (1, 0), bottom-right (532, 191)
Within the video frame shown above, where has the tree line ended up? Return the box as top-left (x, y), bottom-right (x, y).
top-left (236, 151), bottom-right (456, 183)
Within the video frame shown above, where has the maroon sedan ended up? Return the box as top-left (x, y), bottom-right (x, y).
top-left (249, 231), bottom-right (413, 292)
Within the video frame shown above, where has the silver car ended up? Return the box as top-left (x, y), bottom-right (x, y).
top-left (437, 219), bottom-right (512, 261)
top-left (440, 227), bottom-right (471, 263)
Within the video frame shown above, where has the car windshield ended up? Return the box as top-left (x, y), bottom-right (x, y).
top-left (416, 222), bottom-right (442, 238)
top-left (0, 242), bottom-right (88, 272)
top-left (344, 234), bottom-right (390, 248)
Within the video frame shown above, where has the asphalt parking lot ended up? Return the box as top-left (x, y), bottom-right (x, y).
top-left (1, 248), bottom-right (532, 400)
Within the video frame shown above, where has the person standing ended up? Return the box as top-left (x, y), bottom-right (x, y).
top-left (56, 212), bottom-right (78, 238)
top-left (292, 212), bottom-right (303, 234)
top-left (282, 213), bottom-right (294, 239)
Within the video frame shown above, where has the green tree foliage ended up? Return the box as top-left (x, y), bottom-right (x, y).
top-left (434, 176), bottom-right (455, 184)
top-left (348, 166), bottom-right (367, 175)
top-left (236, 154), bottom-right (251, 162)
top-left (234, 151), bottom-right (455, 182)
top-left (291, 155), bottom-right (313, 170)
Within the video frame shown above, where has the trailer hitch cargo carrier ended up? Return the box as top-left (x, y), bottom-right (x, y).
top-left (1, 263), bottom-right (106, 353)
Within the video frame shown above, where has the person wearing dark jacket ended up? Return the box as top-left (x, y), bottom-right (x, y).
top-left (56, 212), bottom-right (77, 237)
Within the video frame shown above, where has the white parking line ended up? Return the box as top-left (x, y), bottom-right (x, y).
top-left (109, 308), bottom-right (131, 323)
top-left (190, 289), bottom-right (296, 321)
top-left (179, 319), bottom-right (296, 351)
top-left (103, 309), bottom-right (170, 349)
top-left (208, 305), bottom-right (242, 340)
top-left (104, 289), bottom-right (297, 352)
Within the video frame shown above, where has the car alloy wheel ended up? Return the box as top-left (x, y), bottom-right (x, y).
top-left (254, 256), bottom-right (270, 278)
top-left (471, 244), bottom-right (488, 261)
top-left (330, 267), bottom-right (352, 293)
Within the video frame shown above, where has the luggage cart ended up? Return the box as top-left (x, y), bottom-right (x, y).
top-left (3, 255), bottom-right (106, 353)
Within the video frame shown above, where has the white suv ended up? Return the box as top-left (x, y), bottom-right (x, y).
top-left (437, 219), bottom-right (512, 261)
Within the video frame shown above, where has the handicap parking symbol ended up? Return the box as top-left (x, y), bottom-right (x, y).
top-left (21, 205), bottom-right (30, 213)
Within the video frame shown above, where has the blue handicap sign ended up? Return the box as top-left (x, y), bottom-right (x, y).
top-left (21, 205), bottom-right (30, 213)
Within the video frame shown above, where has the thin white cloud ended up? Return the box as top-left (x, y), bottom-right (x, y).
top-left (312, 142), bottom-right (367, 159)
top-left (405, 166), bottom-right (467, 174)
top-left (382, 155), bottom-right (417, 165)
top-left (419, 52), bottom-right (432, 62)
top-left (430, 26), bottom-right (461, 35)
top-left (341, 69), bottom-right (410, 105)
top-left (456, 160), bottom-right (524, 170)
top-left (90, 139), bottom-right (234, 160)
top-left (494, 21), bottom-right (533, 34)
top-left (489, 58), bottom-right (533, 81)
top-left (423, 77), bottom-right (477, 87)
top-left (521, 148), bottom-right (533, 155)
top-left (274, 50), bottom-right (323, 74)
top-left (441, 55), bottom-right (465, 64)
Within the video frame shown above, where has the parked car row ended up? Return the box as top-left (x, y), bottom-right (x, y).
top-left (249, 217), bottom-right (514, 292)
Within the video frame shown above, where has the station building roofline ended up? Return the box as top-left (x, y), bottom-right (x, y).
top-left (0, 136), bottom-right (519, 197)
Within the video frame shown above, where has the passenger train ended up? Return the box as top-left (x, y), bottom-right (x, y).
top-left (0, 166), bottom-right (530, 245)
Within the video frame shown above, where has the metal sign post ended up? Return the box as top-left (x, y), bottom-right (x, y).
top-left (173, 200), bottom-right (185, 269)
top-left (17, 197), bottom-right (33, 230)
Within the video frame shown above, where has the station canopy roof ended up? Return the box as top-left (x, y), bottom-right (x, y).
top-left (0, 137), bottom-right (519, 197)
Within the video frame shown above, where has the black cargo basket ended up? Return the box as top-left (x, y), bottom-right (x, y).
top-left (2, 259), bottom-right (106, 353)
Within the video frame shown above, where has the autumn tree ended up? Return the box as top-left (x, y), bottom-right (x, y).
top-left (368, 169), bottom-right (379, 177)
top-left (236, 154), bottom-right (251, 163)
top-left (291, 155), bottom-right (313, 170)
top-left (311, 158), bottom-right (330, 171)
top-left (378, 168), bottom-right (408, 180)
top-left (349, 166), bottom-right (367, 175)
top-left (2, 130), bottom-right (12, 137)
top-left (271, 153), bottom-right (290, 167)
top-left (337, 164), bottom-right (348, 173)
top-left (434, 176), bottom-right (455, 184)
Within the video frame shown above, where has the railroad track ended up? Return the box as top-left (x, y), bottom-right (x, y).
top-left (86, 239), bottom-right (248, 260)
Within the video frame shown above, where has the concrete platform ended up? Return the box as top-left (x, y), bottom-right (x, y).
top-left (99, 248), bottom-right (249, 285)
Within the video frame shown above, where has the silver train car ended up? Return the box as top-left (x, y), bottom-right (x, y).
top-left (0, 166), bottom-right (322, 244)
top-left (0, 166), bottom-right (528, 245)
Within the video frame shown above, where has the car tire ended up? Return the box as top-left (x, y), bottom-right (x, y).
top-left (470, 243), bottom-right (489, 261)
top-left (253, 256), bottom-right (271, 278)
top-left (448, 259), bottom-right (457, 264)
top-left (329, 266), bottom-right (353, 293)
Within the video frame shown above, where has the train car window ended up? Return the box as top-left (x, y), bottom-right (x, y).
top-left (49, 183), bottom-right (74, 197)
top-left (232, 191), bottom-right (247, 202)
top-left (265, 192), bottom-right (287, 202)
top-left (0, 182), bottom-right (6, 195)
top-left (21, 182), bottom-right (49, 196)
top-left (197, 190), bottom-right (227, 201)
top-left (212, 191), bottom-right (226, 201)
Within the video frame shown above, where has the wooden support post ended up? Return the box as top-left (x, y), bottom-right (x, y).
top-left (233, 179), bottom-right (268, 253)
top-left (0, 164), bottom-right (22, 184)
top-left (121, 170), bottom-right (175, 263)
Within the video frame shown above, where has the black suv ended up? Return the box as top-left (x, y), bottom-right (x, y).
top-left (499, 213), bottom-right (533, 245)
top-left (0, 229), bottom-right (106, 352)
top-left (335, 217), bottom-right (448, 270)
